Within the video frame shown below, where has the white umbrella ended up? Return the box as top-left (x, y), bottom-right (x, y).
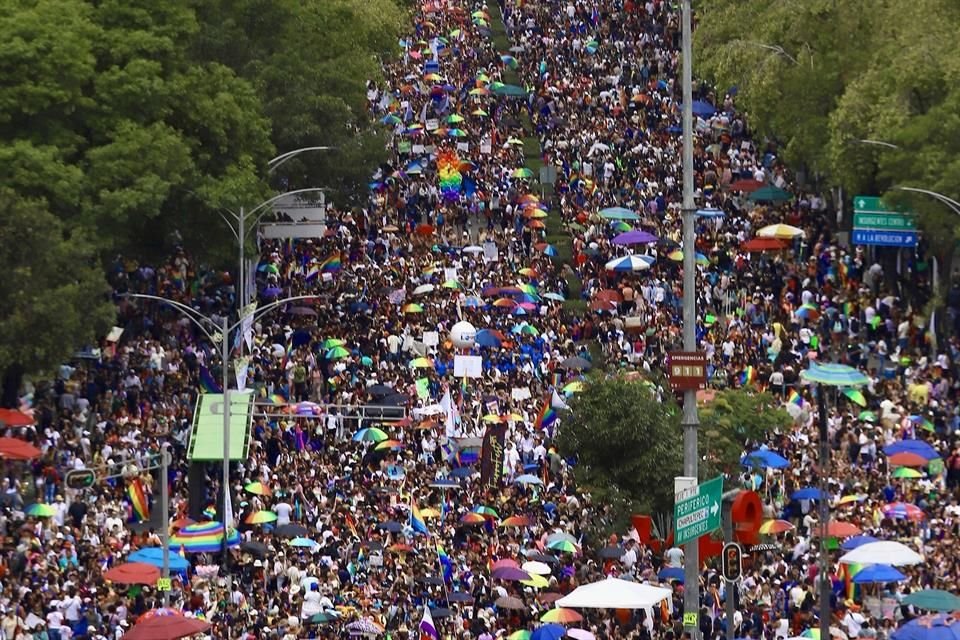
top-left (413, 284), bottom-right (435, 295)
top-left (522, 561), bottom-right (551, 575)
top-left (462, 245), bottom-right (483, 254)
top-left (604, 255), bottom-right (654, 272)
top-left (567, 630), bottom-right (595, 640)
top-left (838, 540), bottom-right (923, 566)
top-left (546, 532), bottom-right (577, 545)
top-left (555, 577), bottom-right (672, 609)
top-left (757, 223), bottom-right (803, 239)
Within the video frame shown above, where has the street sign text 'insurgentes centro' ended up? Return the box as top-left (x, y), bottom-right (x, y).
top-left (852, 195), bottom-right (917, 247)
top-left (674, 475), bottom-right (723, 545)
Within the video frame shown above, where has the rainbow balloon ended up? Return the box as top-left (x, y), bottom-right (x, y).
top-left (437, 149), bottom-right (462, 202)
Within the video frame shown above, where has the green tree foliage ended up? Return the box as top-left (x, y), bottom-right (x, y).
top-left (191, 0), bottom-right (405, 200)
top-left (695, 0), bottom-right (960, 250)
top-left (698, 389), bottom-right (790, 477)
top-left (557, 378), bottom-right (683, 517)
top-left (0, 191), bottom-right (115, 388)
top-left (0, 0), bottom-right (404, 381)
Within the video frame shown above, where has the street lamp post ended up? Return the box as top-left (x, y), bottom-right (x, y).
top-left (223, 187), bottom-right (331, 313)
top-left (267, 146), bottom-right (335, 174)
top-left (680, 1), bottom-right (701, 637)
top-left (123, 292), bottom-right (316, 574)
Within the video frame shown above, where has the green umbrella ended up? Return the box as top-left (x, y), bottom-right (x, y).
top-left (25, 503), bottom-right (56, 517)
top-left (310, 612), bottom-right (339, 624)
top-left (892, 467), bottom-right (922, 479)
top-left (322, 338), bottom-right (346, 349)
top-left (492, 84), bottom-right (528, 98)
top-left (858, 410), bottom-right (876, 422)
top-left (843, 388), bottom-right (867, 407)
top-left (901, 589), bottom-right (960, 612)
top-left (748, 185), bottom-right (793, 202)
top-left (325, 346), bottom-right (350, 360)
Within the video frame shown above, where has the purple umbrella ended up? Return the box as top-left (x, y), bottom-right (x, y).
top-left (490, 566), bottom-right (532, 581)
top-left (611, 230), bottom-right (658, 245)
top-left (262, 286), bottom-right (282, 298)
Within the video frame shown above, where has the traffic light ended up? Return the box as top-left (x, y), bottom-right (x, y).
top-left (721, 542), bottom-right (743, 581)
top-left (65, 469), bottom-right (97, 490)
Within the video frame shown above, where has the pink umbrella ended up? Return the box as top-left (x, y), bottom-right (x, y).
top-left (490, 566), bottom-right (532, 581)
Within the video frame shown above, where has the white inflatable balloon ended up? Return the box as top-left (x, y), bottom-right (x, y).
top-left (449, 320), bottom-right (477, 349)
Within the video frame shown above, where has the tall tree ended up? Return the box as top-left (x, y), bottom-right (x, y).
top-left (0, 191), bottom-right (115, 405)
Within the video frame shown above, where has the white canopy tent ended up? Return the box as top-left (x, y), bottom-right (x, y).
top-left (556, 577), bottom-right (672, 609)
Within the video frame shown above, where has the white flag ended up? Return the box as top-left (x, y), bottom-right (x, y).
top-left (551, 389), bottom-right (569, 411)
top-left (234, 356), bottom-right (251, 392)
top-left (439, 389), bottom-right (459, 438)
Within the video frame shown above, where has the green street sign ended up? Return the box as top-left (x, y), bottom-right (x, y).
top-left (674, 475), bottom-right (723, 545)
top-left (853, 213), bottom-right (916, 230)
top-left (853, 195), bottom-right (890, 213)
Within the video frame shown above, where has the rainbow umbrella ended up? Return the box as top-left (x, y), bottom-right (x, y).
top-left (541, 608), bottom-right (583, 624)
top-left (473, 506), bottom-right (500, 518)
top-left (446, 114), bottom-right (465, 123)
top-left (245, 510), bottom-right (278, 525)
top-left (518, 268), bottom-right (538, 278)
top-left (402, 303), bottom-right (424, 313)
top-left (409, 357), bottom-right (434, 369)
top-left (25, 503), bottom-right (56, 518)
top-left (526, 210), bottom-right (548, 219)
top-left (374, 439), bottom-right (404, 451)
top-left (353, 427), bottom-right (389, 442)
top-left (482, 414), bottom-right (503, 423)
top-left (759, 519), bottom-right (795, 535)
top-left (472, 109), bottom-right (488, 116)
top-left (513, 168), bottom-right (534, 179)
top-left (509, 632), bottom-right (531, 640)
top-left (892, 467), bottom-right (922, 479)
top-left (460, 512), bottom-right (486, 524)
top-left (322, 338), bottom-right (346, 349)
top-left (442, 279), bottom-right (461, 289)
top-left (244, 482), bottom-right (272, 496)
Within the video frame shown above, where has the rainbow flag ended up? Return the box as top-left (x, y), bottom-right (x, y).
top-left (344, 513), bottom-right (359, 539)
top-left (198, 365), bottom-right (222, 394)
top-left (535, 398), bottom-right (557, 430)
top-left (410, 504), bottom-right (430, 536)
top-left (739, 366), bottom-right (756, 386)
top-left (127, 479), bottom-right (150, 522)
top-left (305, 264), bottom-right (320, 281)
top-left (437, 543), bottom-right (453, 583)
top-left (321, 254), bottom-right (342, 273)
top-left (843, 562), bottom-right (863, 600)
top-left (267, 393), bottom-right (286, 405)
top-left (787, 389), bottom-right (803, 406)
top-left (357, 547), bottom-right (365, 565)
top-left (203, 505), bottom-right (216, 519)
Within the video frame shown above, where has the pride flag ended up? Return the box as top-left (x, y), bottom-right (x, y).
top-left (198, 365), bottom-right (222, 394)
top-left (127, 479), bottom-right (150, 522)
top-left (437, 543), bottom-right (453, 583)
top-left (535, 398), bottom-right (557, 430)
top-left (410, 504), bottom-right (430, 536)
top-left (321, 254), bottom-right (342, 273)
top-left (787, 389), bottom-right (803, 406)
top-left (739, 366), bottom-right (756, 386)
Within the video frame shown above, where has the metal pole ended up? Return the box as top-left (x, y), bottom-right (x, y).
top-left (159, 445), bottom-right (171, 608)
top-left (221, 315), bottom-right (232, 575)
top-left (238, 206), bottom-right (245, 316)
top-left (680, 0), bottom-right (701, 637)
top-left (817, 385), bottom-right (831, 640)
top-left (722, 501), bottom-right (736, 640)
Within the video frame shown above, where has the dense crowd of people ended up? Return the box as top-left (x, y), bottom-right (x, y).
top-left (0, 0), bottom-right (958, 639)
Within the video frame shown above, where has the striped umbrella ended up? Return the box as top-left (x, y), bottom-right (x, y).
top-left (800, 362), bottom-right (869, 386)
top-left (244, 510), bottom-right (278, 525)
top-left (170, 521), bottom-right (240, 553)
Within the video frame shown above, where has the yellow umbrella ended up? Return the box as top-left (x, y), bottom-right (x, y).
top-left (520, 574), bottom-right (549, 588)
top-left (757, 223), bottom-right (803, 239)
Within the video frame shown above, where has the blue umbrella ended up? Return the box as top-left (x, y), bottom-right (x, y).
top-left (791, 488), bottom-right (824, 501)
top-left (658, 566), bottom-right (685, 582)
top-left (128, 548), bottom-right (190, 572)
top-left (800, 362), bottom-right (869, 386)
top-left (841, 535), bottom-right (879, 551)
top-left (852, 564), bottom-right (905, 584)
top-left (532, 624), bottom-right (566, 640)
top-left (611, 230), bottom-right (658, 245)
top-left (883, 439), bottom-right (939, 460)
top-left (741, 448), bottom-right (789, 469)
top-left (514, 474), bottom-right (543, 485)
top-left (599, 207), bottom-right (639, 221)
top-left (696, 208), bottom-right (725, 219)
top-left (475, 329), bottom-right (502, 348)
top-left (891, 613), bottom-right (960, 640)
top-left (690, 100), bottom-right (716, 117)
top-left (449, 466), bottom-right (475, 478)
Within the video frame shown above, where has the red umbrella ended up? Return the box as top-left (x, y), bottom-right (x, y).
top-left (0, 409), bottom-right (34, 427)
top-left (595, 289), bottom-right (623, 303)
top-left (415, 223), bottom-right (435, 235)
top-left (741, 237), bottom-right (787, 252)
top-left (727, 178), bottom-right (765, 192)
top-left (492, 558), bottom-right (520, 570)
top-left (887, 452), bottom-right (927, 467)
top-left (103, 562), bottom-right (160, 585)
top-left (0, 437), bottom-right (42, 460)
top-left (125, 614), bottom-right (210, 640)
